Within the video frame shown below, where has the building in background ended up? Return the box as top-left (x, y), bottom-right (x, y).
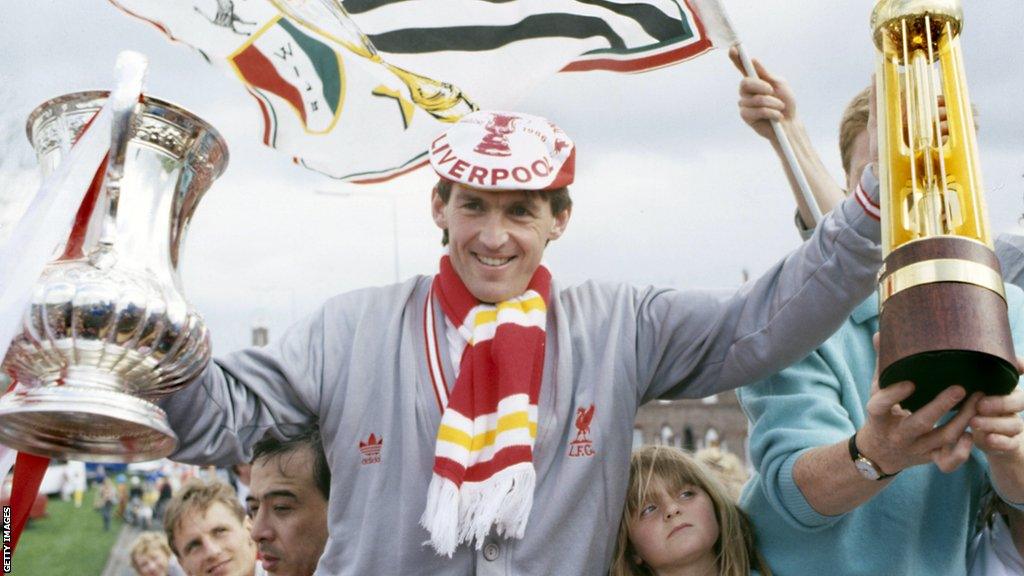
top-left (251, 325), bottom-right (269, 347)
top-left (633, 391), bottom-right (750, 466)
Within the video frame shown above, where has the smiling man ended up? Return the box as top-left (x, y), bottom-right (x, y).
top-left (247, 429), bottom-right (330, 576)
top-left (164, 479), bottom-right (263, 576)
top-left (161, 109), bottom-right (884, 574)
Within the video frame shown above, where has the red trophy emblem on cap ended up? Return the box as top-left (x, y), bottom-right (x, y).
top-left (473, 114), bottom-right (519, 157)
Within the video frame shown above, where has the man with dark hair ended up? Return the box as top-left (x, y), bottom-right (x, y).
top-left (247, 429), bottom-right (330, 576)
top-left (161, 108), bottom-right (884, 574)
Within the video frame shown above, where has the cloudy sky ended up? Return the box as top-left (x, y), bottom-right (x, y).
top-left (1, 0), bottom-right (1022, 352)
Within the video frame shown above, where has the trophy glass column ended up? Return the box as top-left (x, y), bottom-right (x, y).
top-left (873, 0), bottom-right (1017, 411)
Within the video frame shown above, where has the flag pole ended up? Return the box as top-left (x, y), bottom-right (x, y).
top-left (701, 0), bottom-right (824, 226)
top-left (731, 43), bottom-right (823, 225)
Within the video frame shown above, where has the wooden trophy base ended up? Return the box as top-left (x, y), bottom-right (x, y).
top-left (878, 237), bottom-right (1017, 412)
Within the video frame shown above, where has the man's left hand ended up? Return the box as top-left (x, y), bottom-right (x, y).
top-left (972, 387), bottom-right (1024, 459)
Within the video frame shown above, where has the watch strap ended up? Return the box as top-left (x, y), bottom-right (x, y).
top-left (849, 432), bottom-right (899, 480)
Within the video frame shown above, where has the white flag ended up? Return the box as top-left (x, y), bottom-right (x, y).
top-left (111, 0), bottom-right (724, 183)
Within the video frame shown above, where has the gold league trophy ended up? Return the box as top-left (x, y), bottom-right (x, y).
top-left (873, 0), bottom-right (1017, 411)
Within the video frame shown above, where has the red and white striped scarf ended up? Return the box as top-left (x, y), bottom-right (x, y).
top-left (420, 255), bottom-right (549, 557)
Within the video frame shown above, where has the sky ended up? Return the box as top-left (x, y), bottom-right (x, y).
top-left (1, 0), bottom-right (1022, 352)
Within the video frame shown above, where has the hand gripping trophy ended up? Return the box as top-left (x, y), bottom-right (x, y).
top-left (0, 53), bottom-right (228, 462)
top-left (872, 0), bottom-right (1018, 411)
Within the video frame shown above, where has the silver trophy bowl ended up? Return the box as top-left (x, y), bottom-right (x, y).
top-left (0, 91), bottom-right (228, 462)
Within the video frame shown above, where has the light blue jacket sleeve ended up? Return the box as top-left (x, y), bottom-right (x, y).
top-left (740, 284), bottom-right (1024, 530)
top-left (738, 297), bottom-right (885, 531)
top-left (738, 341), bottom-right (865, 530)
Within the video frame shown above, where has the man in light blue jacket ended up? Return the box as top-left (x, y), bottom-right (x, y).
top-left (733, 54), bottom-right (1024, 575)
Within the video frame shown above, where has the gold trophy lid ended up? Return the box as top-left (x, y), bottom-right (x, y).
top-left (871, 0), bottom-right (963, 53)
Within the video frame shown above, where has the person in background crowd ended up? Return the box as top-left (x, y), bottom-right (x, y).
top-left (164, 479), bottom-right (263, 576)
top-left (696, 446), bottom-right (749, 501)
top-left (70, 461), bottom-right (86, 508)
top-left (60, 464), bottom-right (74, 502)
top-left (116, 473), bottom-right (130, 521)
top-left (731, 50), bottom-right (1024, 575)
top-left (247, 428), bottom-right (330, 576)
top-left (155, 476), bottom-right (174, 521)
top-left (97, 477), bottom-right (118, 532)
top-left (128, 476), bottom-right (146, 526)
top-left (130, 531), bottom-right (186, 576)
top-left (611, 445), bottom-right (772, 575)
top-left (230, 463), bottom-right (252, 510)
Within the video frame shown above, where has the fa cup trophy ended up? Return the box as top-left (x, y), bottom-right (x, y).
top-left (0, 90), bottom-right (227, 461)
top-left (872, 0), bottom-right (1017, 411)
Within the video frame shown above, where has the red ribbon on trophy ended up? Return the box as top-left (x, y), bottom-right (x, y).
top-left (3, 134), bottom-right (109, 557)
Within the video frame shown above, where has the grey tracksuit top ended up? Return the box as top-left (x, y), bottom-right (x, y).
top-left (161, 171), bottom-right (882, 575)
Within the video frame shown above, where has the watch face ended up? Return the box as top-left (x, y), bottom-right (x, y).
top-left (855, 458), bottom-right (881, 481)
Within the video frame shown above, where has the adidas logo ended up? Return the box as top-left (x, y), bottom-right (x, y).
top-left (359, 433), bottom-right (383, 465)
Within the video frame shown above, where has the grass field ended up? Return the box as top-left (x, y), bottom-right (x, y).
top-left (11, 488), bottom-right (123, 576)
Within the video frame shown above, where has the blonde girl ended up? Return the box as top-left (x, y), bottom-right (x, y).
top-left (612, 445), bottom-right (771, 576)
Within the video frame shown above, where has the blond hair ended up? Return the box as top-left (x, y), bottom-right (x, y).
top-left (839, 86), bottom-right (979, 179)
top-left (129, 532), bottom-right (172, 571)
top-left (695, 446), bottom-right (748, 502)
top-left (163, 479), bottom-right (245, 557)
top-left (838, 87), bottom-right (872, 179)
top-left (611, 445), bottom-right (772, 576)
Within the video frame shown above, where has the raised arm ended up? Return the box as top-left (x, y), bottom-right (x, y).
top-left (636, 165), bottom-right (881, 403)
top-left (157, 302), bottom-right (329, 466)
top-left (729, 47), bottom-right (845, 230)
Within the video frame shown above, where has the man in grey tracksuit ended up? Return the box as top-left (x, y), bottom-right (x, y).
top-left (160, 110), bottom-right (883, 575)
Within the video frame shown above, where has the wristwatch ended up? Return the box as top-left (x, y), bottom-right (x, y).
top-left (848, 433), bottom-right (899, 481)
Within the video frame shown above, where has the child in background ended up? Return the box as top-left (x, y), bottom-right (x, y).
top-left (612, 445), bottom-right (772, 576)
top-left (129, 531), bottom-right (185, 576)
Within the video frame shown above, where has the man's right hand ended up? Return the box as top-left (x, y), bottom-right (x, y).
top-left (857, 372), bottom-right (980, 475)
top-left (730, 47), bottom-right (797, 142)
top-left (793, 337), bottom-right (989, 517)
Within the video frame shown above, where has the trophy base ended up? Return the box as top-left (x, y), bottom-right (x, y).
top-left (880, 349), bottom-right (1018, 413)
top-left (879, 237), bottom-right (1017, 412)
top-left (0, 385), bottom-right (177, 463)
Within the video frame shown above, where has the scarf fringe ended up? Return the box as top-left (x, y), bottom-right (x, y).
top-left (421, 465), bottom-right (536, 557)
top-left (421, 476), bottom-right (460, 557)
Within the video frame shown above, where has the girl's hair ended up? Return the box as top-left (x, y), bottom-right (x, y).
top-left (611, 445), bottom-right (772, 576)
top-left (129, 531), bottom-right (171, 571)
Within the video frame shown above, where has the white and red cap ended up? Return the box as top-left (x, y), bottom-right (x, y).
top-left (429, 110), bottom-right (575, 191)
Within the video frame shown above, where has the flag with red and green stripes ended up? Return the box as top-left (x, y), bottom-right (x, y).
top-left (109, 0), bottom-right (729, 183)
